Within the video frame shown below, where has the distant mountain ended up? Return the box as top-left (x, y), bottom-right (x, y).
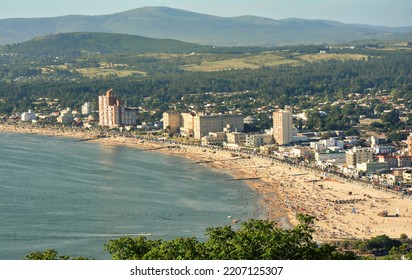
top-left (2, 32), bottom-right (213, 55)
top-left (1, 6), bottom-right (412, 46)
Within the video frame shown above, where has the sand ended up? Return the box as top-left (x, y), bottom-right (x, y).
top-left (2, 122), bottom-right (412, 241)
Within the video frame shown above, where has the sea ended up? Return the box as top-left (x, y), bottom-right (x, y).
top-left (0, 132), bottom-right (264, 260)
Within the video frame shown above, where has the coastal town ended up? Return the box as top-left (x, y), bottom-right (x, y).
top-left (4, 88), bottom-right (412, 194)
top-left (3, 0), bottom-right (412, 269)
top-left (2, 87), bottom-right (412, 242)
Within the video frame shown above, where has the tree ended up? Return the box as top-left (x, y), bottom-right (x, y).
top-left (399, 233), bottom-right (409, 244)
top-left (104, 236), bottom-right (161, 260)
top-left (136, 237), bottom-right (206, 260)
top-left (368, 122), bottom-right (385, 133)
top-left (387, 132), bottom-right (407, 143)
top-left (366, 235), bottom-right (402, 254)
top-left (25, 249), bottom-right (90, 260)
top-left (346, 127), bottom-right (360, 136)
top-left (386, 244), bottom-right (412, 260)
top-left (380, 109), bottom-right (401, 129)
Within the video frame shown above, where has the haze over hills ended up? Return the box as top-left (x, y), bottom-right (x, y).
top-left (1, 6), bottom-right (412, 46)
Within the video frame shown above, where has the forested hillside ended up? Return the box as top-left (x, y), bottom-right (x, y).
top-left (1, 47), bottom-right (411, 119)
top-left (2, 32), bottom-right (215, 56)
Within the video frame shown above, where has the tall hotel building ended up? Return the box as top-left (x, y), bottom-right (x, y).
top-left (273, 109), bottom-right (293, 145)
top-left (98, 89), bottom-right (125, 127)
top-left (163, 112), bottom-right (244, 139)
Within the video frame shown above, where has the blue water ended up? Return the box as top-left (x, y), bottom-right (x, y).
top-left (0, 133), bottom-right (263, 259)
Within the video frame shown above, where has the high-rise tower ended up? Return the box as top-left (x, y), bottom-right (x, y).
top-left (273, 109), bottom-right (293, 145)
top-left (98, 89), bottom-right (125, 127)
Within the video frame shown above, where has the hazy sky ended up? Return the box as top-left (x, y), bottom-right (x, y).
top-left (1, 0), bottom-right (411, 27)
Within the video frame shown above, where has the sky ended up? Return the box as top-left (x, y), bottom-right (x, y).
top-left (1, 0), bottom-right (411, 27)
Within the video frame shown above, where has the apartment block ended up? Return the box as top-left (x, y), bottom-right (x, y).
top-left (226, 132), bottom-right (246, 146)
top-left (408, 134), bottom-right (412, 156)
top-left (124, 108), bottom-right (138, 126)
top-left (163, 112), bottom-right (181, 134)
top-left (163, 112), bottom-right (243, 139)
top-left (98, 89), bottom-right (125, 127)
top-left (356, 162), bottom-right (389, 173)
top-left (273, 109), bottom-right (293, 145)
top-left (377, 154), bottom-right (412, 168)
top-left (163, 112), bottom-right (195, 136)
top-left (180, 113), bottom-right (195, 137)
top-left (193, 114), bottom-right (244, 139)
top-left (346, 147), bottom-right (374, 168)
top-left (245, 134), bottom-right (274, 148)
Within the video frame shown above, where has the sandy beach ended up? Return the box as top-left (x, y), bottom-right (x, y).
top-left (2, 122), bottom-right (412, 241)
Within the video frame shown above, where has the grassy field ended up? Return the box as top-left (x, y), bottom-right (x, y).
top-left (181, 53), bottom-right (298, 72)
top-left (40, 52), bottom-right (372, 76)
top-left (75, 67), bottom-right (146, 78)
top-left (180, 52), bottom-right (368, 72)
top-left (297, 53), bottom-right (369, 62)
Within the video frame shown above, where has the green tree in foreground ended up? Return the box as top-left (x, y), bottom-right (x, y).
top-left (25, 215), bottom-right (362, 260)
top-left (104, 214), bottom-right (358, 260)
top-left (25, 249), bottom-right (91, 260)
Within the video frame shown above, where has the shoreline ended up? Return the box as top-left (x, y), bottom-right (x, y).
top-left (3, 123), bottom-right (412, 241)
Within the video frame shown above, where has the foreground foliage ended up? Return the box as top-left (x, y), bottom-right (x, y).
top-left (25, 249), bottom-right (91, 260)
top-left (26, 216), bottom-right (412, 260)
top-left (104, 215), bottom-right (357, 260)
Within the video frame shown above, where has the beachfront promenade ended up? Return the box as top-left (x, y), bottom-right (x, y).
top-left (2, 123), bottom-right (412, 241)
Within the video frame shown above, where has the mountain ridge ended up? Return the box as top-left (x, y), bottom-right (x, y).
top-left (1, 6), bottom-right (412, 46)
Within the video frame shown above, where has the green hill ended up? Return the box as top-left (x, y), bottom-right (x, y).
top-left (3, 32), bottom-right (214, 56)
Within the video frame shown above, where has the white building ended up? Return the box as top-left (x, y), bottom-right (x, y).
top-left (315, 149), bottom-right (346, 163)
top-left (81, 102), bottom-right (94, 115)
top-left (310, 138), bottom-right (344, 152)
top-left (370, 136), bottom-right (386, 148)
top-left (57, 108), bottom-right (74, 125)
top-left (21, 110), bottom-right (36, 122)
